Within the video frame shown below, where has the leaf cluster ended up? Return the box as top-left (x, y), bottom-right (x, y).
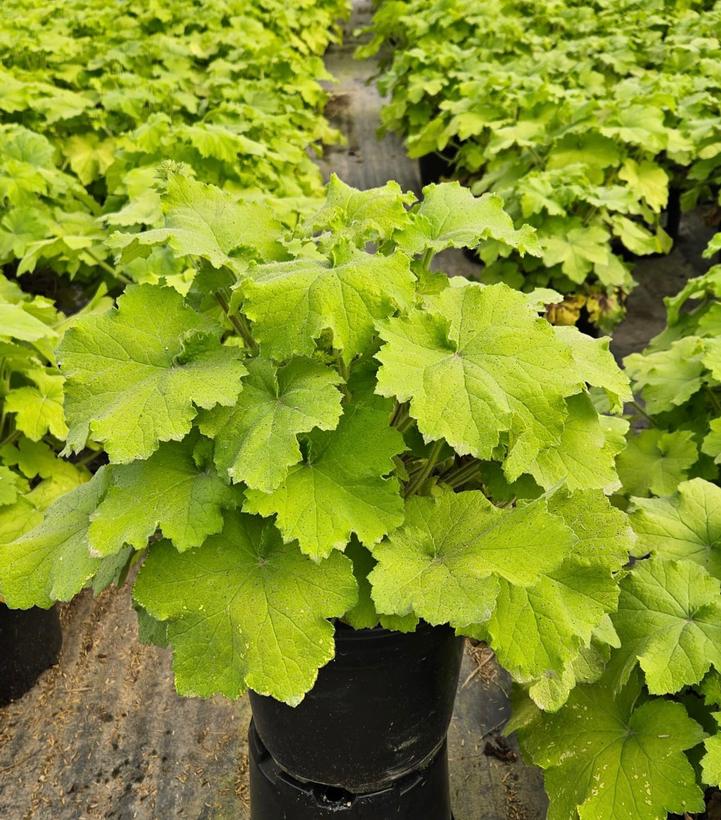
top-left (362, 0), bottom-right (721, 328)
top-left (0, 175), bottom-right (634, 710)
top-left (0, 0), bottom-right (347, 283)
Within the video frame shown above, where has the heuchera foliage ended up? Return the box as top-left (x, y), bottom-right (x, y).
top-left (361, 0), bottom-right (721, 329)
top-left (0, 0), bottom-right (346, 283)
top-left (619, 232), bottom-right (721, 494)
top-left (513, 234), bottom-right (721, 818)
top-left (0, 175), bottom-right (633, 718)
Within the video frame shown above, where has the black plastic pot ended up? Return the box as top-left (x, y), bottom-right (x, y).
top-left (249, 722), bottom-right (453, 820)
top-left (0, 604), bottom-right (62, 706)
top-left (249, 622), bottom-right (464, 792)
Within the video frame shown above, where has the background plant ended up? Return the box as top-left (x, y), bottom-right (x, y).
top-left (0, 175), bottom-right (633, 718)
top-left (513, 478), bottom-right (721, 819)
top-left (361, 0), bottom-right (721, 329)
top-left (0, 0), bottom-right (347, 286)
top-left (618, 232), bottom-right (721, 495)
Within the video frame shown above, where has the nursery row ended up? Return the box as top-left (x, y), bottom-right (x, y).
top-left (0, 0), bottom-right (347, 287)
top-left (363, 0), bottom-right (721, 328)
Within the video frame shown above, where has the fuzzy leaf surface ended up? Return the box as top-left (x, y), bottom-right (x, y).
top-left (58, 284), bottom-right (246, 462)
top-left (133, 512), bottom-right (357, 705)
top-left (199, 357), bottom-right (343, 492)
top-left (244, 395), bottom-right (405, 559)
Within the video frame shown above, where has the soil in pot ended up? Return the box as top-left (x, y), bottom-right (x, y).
top-left (248, 722), bottom-right (453, 820)
top-left (249, 621), bottom-right (464, 793)
top-left (0, 604), bottom-right (62, 706)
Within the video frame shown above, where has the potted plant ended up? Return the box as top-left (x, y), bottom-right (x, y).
top-left (0, 273), bottom-right (108, 703)
top-left (0, 172), bottom-right (634, 816)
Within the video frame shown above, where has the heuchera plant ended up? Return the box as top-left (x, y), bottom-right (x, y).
top-left (618, 232), bottom-right (721, 495)
top-left (361, 0), bottom-right (721, 329)
top-left (0, 174), bottom-right (632, 716)
top-left (513, 476), bottom-right (721, 819)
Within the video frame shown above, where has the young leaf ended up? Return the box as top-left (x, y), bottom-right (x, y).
top-left (88, 438), bottom-right (240, 556)
top-left (244, 395), bottom-right (405, 559)
top-left (132, 512), bottom-right (357, 705)
top-left (242, 247), bottom-right (415, 364)
top-left (199, 356), bottom-right (343, 492)
top-left (395, 182), bottom-right (539, 256)
top-left (5, 369), bottom-right (67, 441)
top-left (617, 429), bottom-right (698, 497)
top-left (58, 284), bottom-right (247, 463)
top-left (129, 175), bottom-right (283, 267)
top-left (624, 337), bottom-right (706, 415)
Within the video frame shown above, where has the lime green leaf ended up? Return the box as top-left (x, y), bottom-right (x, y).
top-left (310, 174), bottom-right (414, 243)
top-left (376, 283), bottom-right (581, 484)
top-left (242, 248), bottom-right (415, 364)
top-left (244, 396), bottom-right (405, 559)
top-left (702, 733), bottom-right (721, 787)
top-left (0, 468), bottom-right (128, 608)
top-left (486, 491), bottom-right (632, 709)
top-left (369, 489), bottom-right (574, 628)
top-left (133, 175), bottom-right (282, 266)
top-left (199, 356), bottom-right (343, 492)
top-left (0, 303), bottom-right (57, 342)
top-left (526, 393), bottom-right (625, 492)
top-left (540, 224), bottom-right (609, 284)
top-left (88, 438), bottom-right (239, 556)
top-left (59, 284), bottom-right (247, 463)
top-left (132, 512), bottom-right (357, 705)
top-left (611, 557), bottom-right (721, 694)
top-left (64, 134), bottom-right (115, 186)
top-left (625, 337), bottom-right (706, 415)
top-left (5, 369), bottom-right (67, 441)
top-left (396, 182), bottom-right (539, 255)
top-left (617, 429), bottom-right (698, 497)
top-left (554, 326), bottom-right (632, 411)
top-left (0, 465), bottom-right (20, 506)
top-left (519, 673), bottom-right (705, 820)
top-left (618, 160), bottom-right (669, 211)
top-left (630, 479), bottom-right (721, 580)
top-left (702, 418), bottom-right (721, 464)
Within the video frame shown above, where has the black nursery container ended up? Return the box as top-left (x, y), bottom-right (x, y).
top-left (0, 604), bottom-right (62, 706)
top-left (249, 723), bottom-right (453, 820)
top-left (249, 621), bottom-right (464, 793)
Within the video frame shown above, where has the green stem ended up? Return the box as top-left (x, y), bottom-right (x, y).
top-left (214, 292), bottom-right (259, 354)
top-left (404, 439), bottom-right (444, 497)
top-left (0, 429), bottom-right (20, 450)
top-left (441, 460), bottom-right (482, 489)
top-left (631, 400), bottom-right (656, 428)
top-left (85, 249), bottom-right (131, 284)
top-left (706, 386), bottom-right (721, 416)
top-left (419, 248), bottom-right (434, 272)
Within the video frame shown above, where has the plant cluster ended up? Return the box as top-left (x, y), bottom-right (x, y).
top-left (513, 476), bottom-right (721, 819)
top-left (0, 0), bottom-right (347, 284)
top-left (619, 232), bottom-right (721, 495)
top-left (0, 174), bottom-right (633, 715)
top-left (0, 273), bottom-right (109, 544)
top-left (361, 0), bottom-right (721, 329)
